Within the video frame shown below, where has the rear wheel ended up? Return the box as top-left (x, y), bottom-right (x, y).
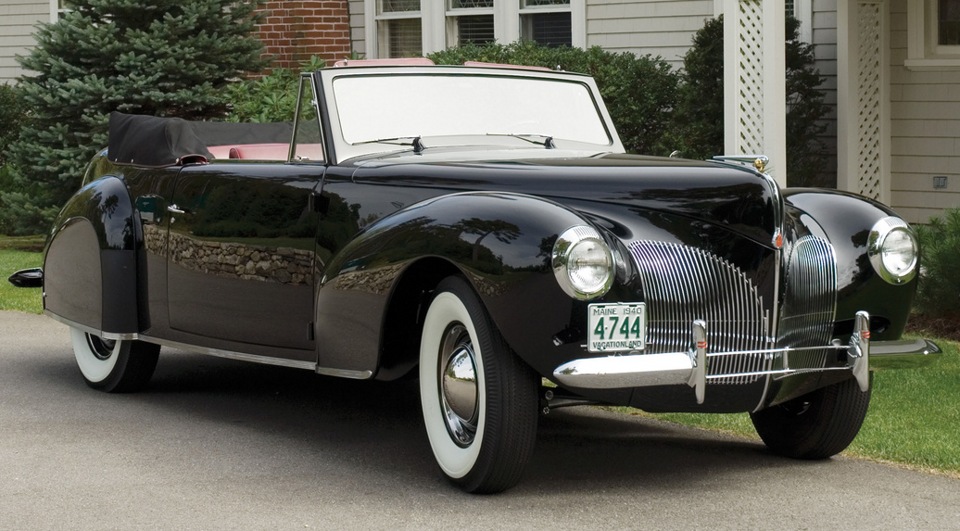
top-left (419, 276), bottom-right (539, 493)
top-left (750, 377), bottom-right (871, 459)
top-left (70, 328), bottom-right (160, 393)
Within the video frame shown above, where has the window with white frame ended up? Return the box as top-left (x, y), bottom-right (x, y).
top-left (51, 0), bottom-right (70, 22)
top-left (907, 0), bottom-right (960, 69)
top-left (787, 0), bottom-right (812, 43)
top-left (447, 1), bottom-right (496, 46)
top-left (376, 0), bottom-right (423, 58)
top-left (939, 0), bottom-right (960, 45)
top-left (520, 0), bottom-right (572, 47)
top-left (365, 0), bottom-right (584, 59)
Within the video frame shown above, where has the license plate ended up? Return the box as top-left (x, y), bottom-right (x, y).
top-left (587, 303), bottom-right (646, 353)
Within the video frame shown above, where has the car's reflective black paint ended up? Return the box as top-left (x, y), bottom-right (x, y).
top-left (26, 66), bottom-right (939, 493)
top-left (42, 144), bottom-right (919, 409)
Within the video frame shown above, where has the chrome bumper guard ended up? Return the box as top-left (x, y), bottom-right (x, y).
top-left (552, 311), bottom-right (941, 405)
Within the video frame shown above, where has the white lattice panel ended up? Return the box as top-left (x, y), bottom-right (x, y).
top-left (856, 2), bottom-right (883, 200)
top-left (735, 0), bottom-right (765, 155)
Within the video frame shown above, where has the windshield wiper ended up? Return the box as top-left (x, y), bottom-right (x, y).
top-left (354, 136), bottom-right (426, 153)
top-left (488, 133), bottom-right (556, 149)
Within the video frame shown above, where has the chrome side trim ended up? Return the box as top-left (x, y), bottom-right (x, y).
top-left (44, 311), bottom-right (319, 371)
top-left (44, 311), bottom-right (140, 341)
top-left (315, 367), bottom-right (375, 379)
top-left (147, 336), bottom-right (318, 371)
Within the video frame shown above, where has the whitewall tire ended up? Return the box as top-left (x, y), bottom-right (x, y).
top-left (70, 327), bottom-right (160, 393)
top-left (419, 276), bottom-right (538, 493)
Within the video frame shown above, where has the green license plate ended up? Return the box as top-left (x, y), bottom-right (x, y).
top-left (588, 303), bottom-right (646, 353)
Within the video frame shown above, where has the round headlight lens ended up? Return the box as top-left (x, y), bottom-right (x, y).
top-left (552, 226), bottom-right (614, 300)
top-left (567, 239), bottom-right (612, 294)
top-left (880, 228), bottom-right (917, 277)
top-left (868, 217), bottom-right (918, 284)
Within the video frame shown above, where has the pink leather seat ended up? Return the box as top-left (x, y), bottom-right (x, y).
top-left (226, 143), bottom-right (289, 160)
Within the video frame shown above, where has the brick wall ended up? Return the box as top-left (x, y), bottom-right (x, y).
top-left (256, 1), bottom-right (352, 70)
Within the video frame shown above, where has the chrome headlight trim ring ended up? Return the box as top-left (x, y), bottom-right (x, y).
top-left (867, 216), bottom-right (918, 285)
top-left (551, 225), bottom-right (614, 301)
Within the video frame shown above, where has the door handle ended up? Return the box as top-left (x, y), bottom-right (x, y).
top-left (166, 204), bottom-right (187, 215)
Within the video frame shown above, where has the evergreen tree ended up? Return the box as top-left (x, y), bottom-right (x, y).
top-left (2, 0), bottom-right (266, 234)
top-left (658, 17), bottom-right (724, 161)
top-left (784, 16), bottom-right (830, 187)
top-left (664, 16), bottom-right (830, 187)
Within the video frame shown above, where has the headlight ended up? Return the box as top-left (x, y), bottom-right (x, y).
top-left (552, 226), bottom-right (614, 300)
top-left (868, 217), bottom-right (918, 284)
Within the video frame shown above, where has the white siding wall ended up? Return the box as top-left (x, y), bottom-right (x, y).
top-left (586, 0), bottom-right (715, 68)
top-left (888, 0), bottom-right (960, 223)
top-left (0, 0), bottom-right (49, 84)
top-left (811, 0), bottom-right (838, 187)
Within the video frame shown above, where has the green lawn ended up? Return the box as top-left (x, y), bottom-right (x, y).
top-left (1, 246), bottom-right (957, 475)
top-left (0, 247), bottom-right (43, 313)
top-left (633, 338), bottom-right (960, 477)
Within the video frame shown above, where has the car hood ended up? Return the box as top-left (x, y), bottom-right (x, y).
top-left (349, 149), bottom-right (782, 248)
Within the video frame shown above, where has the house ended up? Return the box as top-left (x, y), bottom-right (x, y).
top-left (349, 0), bottom-right (958, 224)
top-left (0, 1), bottom-right (57, 82)
top-left (3, 0), bottom-right (958, 224)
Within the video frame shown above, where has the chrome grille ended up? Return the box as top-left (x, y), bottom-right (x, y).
top-left (628, 241), bottom-right (769, 384)
top-left (777, 236), bottom-right (837, 368)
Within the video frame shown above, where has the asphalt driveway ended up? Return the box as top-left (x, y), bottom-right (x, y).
top-left (1, 311), bottom-right (957, 529)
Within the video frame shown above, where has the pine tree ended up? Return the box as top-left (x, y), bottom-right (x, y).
top-left (2, 0), bottom-right (266, 234)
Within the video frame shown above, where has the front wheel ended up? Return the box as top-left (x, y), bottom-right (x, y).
top-left (419, 276), bottom-right (539, 493)
top-left (750, 377), bottom-right (871, 459)
top-left (70, 328), bottom-right (160, 393)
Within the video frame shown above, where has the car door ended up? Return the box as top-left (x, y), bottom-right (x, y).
top-left (165, 163), bottom-right (323, 357)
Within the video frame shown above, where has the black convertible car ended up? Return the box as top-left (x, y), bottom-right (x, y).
top-left (10, 61), bottom-right (941, 493)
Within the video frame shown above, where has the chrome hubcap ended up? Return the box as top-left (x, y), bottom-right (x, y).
top-left (439, 324), bottom-right (478, 447)
top-left (86, 334), bottom-right (116, 361)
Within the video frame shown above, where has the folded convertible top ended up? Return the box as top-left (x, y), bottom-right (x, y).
top-left (107, 112), bottom-right (293, 167)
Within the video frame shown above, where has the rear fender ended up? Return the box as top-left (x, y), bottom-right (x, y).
top-left (43, 175), bottom-right (144, 335)
top-left (315, 192), bottom-right (592, 377)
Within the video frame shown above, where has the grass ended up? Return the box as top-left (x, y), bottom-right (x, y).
top-left (1, 243), bottom-right (957, 475)
top-left (0, 234), bottom-right (46, 252)
top-left (0, 244), bottom-right (43, 313)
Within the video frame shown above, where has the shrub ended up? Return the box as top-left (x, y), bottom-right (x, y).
top-left (665, 16), bottom-right (830, 187)
top-left (914, 208), bottom-right (960, 322)
top-left (429, 41), bottom-right (679, 156)
top-left (223, 56), bottom-right (327, 123)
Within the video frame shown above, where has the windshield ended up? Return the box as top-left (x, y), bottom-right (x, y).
top-left (330, 73), bottom-right (613, 150)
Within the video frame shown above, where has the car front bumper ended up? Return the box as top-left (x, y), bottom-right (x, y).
top-left (552, 311), bottom-right (941, 404)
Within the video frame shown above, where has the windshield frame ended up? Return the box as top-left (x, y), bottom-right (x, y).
top-left (316, 66), bottom-right (625, 164)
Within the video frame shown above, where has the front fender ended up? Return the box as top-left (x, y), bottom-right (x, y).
top-left (783, 188), bottom-right (917, 340)
top-left (43, 175), bottom-right (144, 335)
top-left (314, 192), bottom-right (591, 375)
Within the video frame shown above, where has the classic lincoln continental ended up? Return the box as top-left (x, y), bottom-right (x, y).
top-left (10, 60), bottom-right (941, 493)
